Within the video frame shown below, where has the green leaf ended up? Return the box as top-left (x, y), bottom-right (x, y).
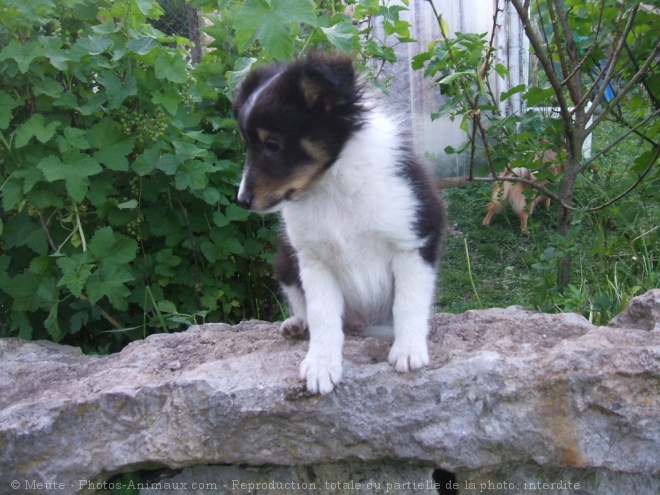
top-left (200, 187), bottom-right (221, 205)
top-left (136, 0), bottom-right (164, 17)
top-left (411, 50), bottom-right (433, 71)
top-left (175, 160), bottom-right (209, 190)
top-left (15, 114), bottom-right (60, 148)
top-left (89, 226), bottom-right (138, 267)
top-left (133, 145), bottom-right (164, 176)
top-left (631, 149), bottom-right (657, 174)
top-left (87, 117), bottom-right (134, 170)
top-left (37, 151), bottom-right (102, 202)
top-left (321, 21), bottom-right (358, 52)
top-left (86, 265), bottom-right (134, 311)
top-left (57, 257), bottom-right (95, 298)
top-left (126, 37), bottom-right (160, 55)
top-left (39, 36), bottom-right (74, 71)
top-left (228, 57), bottom-right (257, 93)
top-left (155, 53), bottom-right (189, 84)
top-left (117, 199), bottom-right (138, 209)
top-left (155, 153), bottom-right (177, 175)
top-left (13, 167), bottom-right (44, 194)
top-left (0, 91), bottom-right (20, 129)
top-left (213, 211), bottom-right (229, 228)
top-left (71, 35), bottom-right (114, 57)
top-left (32, 77), bottom-right (64, 98)
top-left (523, 86), bottom-right (555, 107)
top-left (76, 93), bottom-right (108, 116)
top-left (439, 17), bottom-right (450, 37)
top-left (3, 211), bottom-right (48, 255)
top-left (96, 73), bottom-right (138, 109)
top-left (501, 83), bottom-right (526, 102)
top-left (494, 63), bottom-right (509, 78)
top-left (57, 127), bottom-right (91, 153)
top-left (94, 139), bottom-right (135, 171)
top-left (3, 272), bottom-right (40, 311)
top-left (87, 117), bottom-right (124, 150)
top-left (0, 40), bottom-right (45, 73)
top-left (225, 203), bottom-right (251, 222)
top-left (92, 21), bottom-right (123, 35)
top-left (438, 71), bottom-right (473, 85)
top-left (155, 248), bottom-right (182, 277)
top-left (29, 255), bottom-right (55, 276)
top-left (234, 0), bottom-right (318, 60)
top-left (215, 236), bottom-right (244, 256)
top-left (1, 177), bottom-right (23, 211)
top-left (152, 87), bottom-right (182, 115)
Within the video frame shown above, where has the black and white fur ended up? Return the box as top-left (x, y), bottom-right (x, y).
top-left (232, 54), bottom-right (445, 394)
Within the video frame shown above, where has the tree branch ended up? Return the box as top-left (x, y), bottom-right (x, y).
top-left (585, 37), bottom-right (660, 136)
top-left (584, 144), bottom-right (660, 212)
top-left (582, 6), bottom-right (638, 121)
top-left (580, 107), bottom-right (660, 172)
top-left (468, 172), bottom-right (571, 211)
top-left (559, 0), bottom-right (606, 89)
top-left (174, 190), bottom-right (202, 299)
top-left (39, 212), bottom-right (58, 253)
top-left (546, 0), bottom-right (575, 100)
top-left (510, 0), bottom-right (574, 132)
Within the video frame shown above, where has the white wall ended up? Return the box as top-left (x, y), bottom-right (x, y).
top-left (378, 0), bottom-right (528, 178)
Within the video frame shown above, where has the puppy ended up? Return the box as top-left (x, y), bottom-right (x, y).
top-left (232, 54), bottom-right (445, 394)
top-left (482, 152), bottom-right (563, 232)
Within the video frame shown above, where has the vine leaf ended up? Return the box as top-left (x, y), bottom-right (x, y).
top-left (15, 114), bottom-right (60, 148)
top-left (37, 152), bottom-right (102, 202)
top-left (234, 0), bottom-right (318, 60)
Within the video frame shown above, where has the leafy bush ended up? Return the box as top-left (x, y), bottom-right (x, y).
top-left (0, 0), bottom-right (414, 352)
top-left (0, 0), bottom-right (280, 352)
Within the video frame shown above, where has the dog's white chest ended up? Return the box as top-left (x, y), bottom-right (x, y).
top-left (283, 193), bottom-right (396, 324)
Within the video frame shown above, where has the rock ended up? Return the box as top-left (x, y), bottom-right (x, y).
top-left (1, 293), bottom-right (660, 494)
top-left (607, 289), bottom-right (660, 331)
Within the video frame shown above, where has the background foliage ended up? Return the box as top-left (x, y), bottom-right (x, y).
top-left (0, 0), bottom-right (411, 353)
top-left (415, 0), bottom-right (659, 323)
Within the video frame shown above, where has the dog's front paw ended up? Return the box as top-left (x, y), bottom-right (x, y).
top-left (281, 317), bottom-right (309, 340)
top-left (388, 341), bottom-right (429, 372)
top-left (300, 352), bottom-right (343, 394)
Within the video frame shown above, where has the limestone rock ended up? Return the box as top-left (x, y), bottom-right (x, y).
top-left (607, 289), bottom-right (660, 331)
top-left (1, 293), bottom-right (660, 494)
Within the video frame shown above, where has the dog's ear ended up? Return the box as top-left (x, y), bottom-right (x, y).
top-left (299, 55), bottom-right (356, 111)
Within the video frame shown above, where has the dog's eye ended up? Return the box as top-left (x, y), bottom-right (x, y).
top-left (265, 140), bottom-right (282, 153)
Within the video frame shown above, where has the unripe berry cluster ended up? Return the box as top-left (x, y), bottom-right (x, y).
top-left (117, 107), bottom-right (168, 147)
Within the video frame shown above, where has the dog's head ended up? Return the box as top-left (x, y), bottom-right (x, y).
top-left (232, 54), bottom-right (364, 211)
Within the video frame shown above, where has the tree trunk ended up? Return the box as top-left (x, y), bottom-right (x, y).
top-left (557, 125), bottom-right (585, 288)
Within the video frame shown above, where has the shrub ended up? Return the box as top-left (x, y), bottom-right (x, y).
top-left (0, 0), bottom-right (279, 353)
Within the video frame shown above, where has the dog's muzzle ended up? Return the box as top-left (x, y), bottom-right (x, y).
top-left (237, 166), bottom-right (254, 210)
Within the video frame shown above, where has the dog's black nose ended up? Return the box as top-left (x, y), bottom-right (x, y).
top-left (237, 191), bottom-right (252, 210)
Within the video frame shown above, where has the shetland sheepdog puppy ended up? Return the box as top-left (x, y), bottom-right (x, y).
top-left (232, 54), bottom-right (445, 394)
top-left (482, 153), bottom-right (563, 232)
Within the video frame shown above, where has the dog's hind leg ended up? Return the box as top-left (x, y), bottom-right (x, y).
top-left (482, 202), bottom-right (498, 226)
top-left (388, 251), bottom-right (435, 372)
top-left (519, 210), bottom-right (530, 232)
top-left (275, 238), bottom-right (309, 339)
top-left (482, 181), bottom-right (506, 226)
top-left (280, 284), bottom-right (308, 340)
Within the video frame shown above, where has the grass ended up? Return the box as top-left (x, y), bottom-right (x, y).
top-left (435, 118), bottom-right (660, 322)
top-left (435, 181), bottom-right (558, 313)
